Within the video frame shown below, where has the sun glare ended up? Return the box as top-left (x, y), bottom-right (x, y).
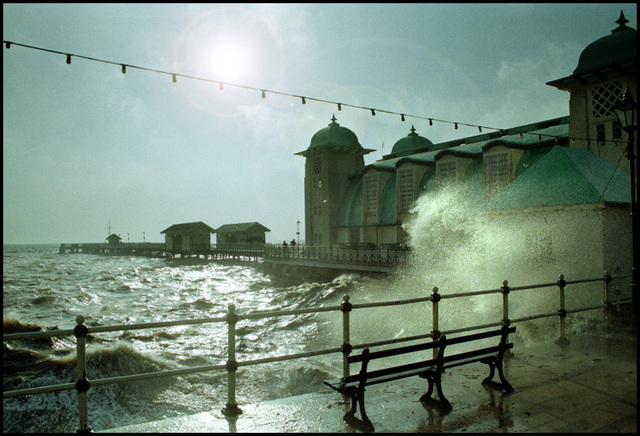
top-left (206, 41), bottom-right (250, 82)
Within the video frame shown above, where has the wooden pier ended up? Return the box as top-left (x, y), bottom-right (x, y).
top-left (59, 242), bottom-right (266, 261)
top-left (59, 243), bottom-right (410, 280)
top-left (60, 242), bottom-right (167, 257)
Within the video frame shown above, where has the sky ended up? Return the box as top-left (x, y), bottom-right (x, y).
top-left (3, 3), bottom-right (637, 245)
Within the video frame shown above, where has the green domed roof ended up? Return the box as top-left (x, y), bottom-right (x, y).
top-left (573, 11), bottom-right (636, 75)
top-left (308, 115), bottom-right (363, 151)
top-left (390, 125), bottom-right (433, 157)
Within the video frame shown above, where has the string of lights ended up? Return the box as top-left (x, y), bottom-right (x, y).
top-left (3, 40), bottom-right (627, 146)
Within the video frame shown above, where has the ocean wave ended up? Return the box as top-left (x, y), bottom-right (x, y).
top-left (3, 318), bottom-right (56, 349)
top-left (2, 248), bottom-right (369, 432)
top-left (3, 340), bottom-right (182, 433)
top-left (29, 295), bottom-right (56, 305)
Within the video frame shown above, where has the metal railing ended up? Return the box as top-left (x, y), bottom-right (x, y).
top-left (264, 244), bottom-right (410, 265)
top-left (3, 272), bottom-right (632, 432)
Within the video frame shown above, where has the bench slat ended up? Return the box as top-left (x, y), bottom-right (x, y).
top-left (342, 356), bottom-right (436, 385)
top-left (348, 340), bottom-right (439, 363)
top-left (444, 326), bottom-right (515, 347)
top-left (442, 342), bottom-right (512, 366)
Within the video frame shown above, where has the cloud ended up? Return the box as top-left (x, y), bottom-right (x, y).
top-left (480, 41), bottom-right (583, 127)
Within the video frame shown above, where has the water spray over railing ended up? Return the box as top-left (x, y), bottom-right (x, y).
top-left (3, 272), bottom-right (632, 432)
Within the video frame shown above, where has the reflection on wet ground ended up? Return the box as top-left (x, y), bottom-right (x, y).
top-left (103, 331), bottom-right (636, 433)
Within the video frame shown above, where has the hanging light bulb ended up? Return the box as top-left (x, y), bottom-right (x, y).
top-left (478, 126), bottom-right (482, 133)
top-left (429, 119), bottom-right (433, 126)
top-left (401, 114), bottom-right (405, 122)
top-left (172, 74), bottom-right (177, 83)
top-left (219, 82), bottom-right (224, 91)
top-left (454, 123), bottom-right (458, 130)
top-left (5, 42), bottom-right (11, 49)
top-left (371, 109), bottom-right (375, 116)
top-left (301, 97), bottom-right (306, 104)
top-left (261, 90), bottom-right (266, 99)
top-left (337, 103), bottom-right (342, 111)
top-left (121, 65), bottom-right (126, 74)
top-left (66, 54), bottom-right (72, 64)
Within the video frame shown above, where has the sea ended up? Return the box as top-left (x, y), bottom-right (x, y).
top-left (3, 243), bottom-right (432, 433)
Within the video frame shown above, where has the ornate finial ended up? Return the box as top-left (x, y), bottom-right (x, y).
top-left (409, 125), bottom-right (417, 135)
top-left (612, 10), bottom-right (630, 33)
top-left (330, 114), bottom-right (338, 125)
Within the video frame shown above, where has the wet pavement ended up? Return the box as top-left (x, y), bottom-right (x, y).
top-left (103, 331), bottom-right (636, 433)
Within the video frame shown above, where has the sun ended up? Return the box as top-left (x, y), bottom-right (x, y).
top-left (206, 40), bottom-right (250, 82)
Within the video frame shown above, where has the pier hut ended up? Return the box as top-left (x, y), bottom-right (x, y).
top-left (161, 221), bottom-right (215, 254)
top-left (215, 222), bottom-right (270, 247)
top-left (106, 234), bottom-right (122, 245)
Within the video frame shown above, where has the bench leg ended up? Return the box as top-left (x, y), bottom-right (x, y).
top-left (419, 370), bottom-right (452, 411)
top-left (480, 356), bottom-right (513, 393)
top-left (343, 385), bottom-right (375, 432)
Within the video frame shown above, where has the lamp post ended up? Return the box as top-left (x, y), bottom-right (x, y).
top-left (296, 220), bottom-right (301, 246)
top-left (613, 88), bottom-right (637, 333)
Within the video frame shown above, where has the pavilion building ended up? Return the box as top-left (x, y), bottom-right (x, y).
top-left (295, 12), bottom-right (636, 287)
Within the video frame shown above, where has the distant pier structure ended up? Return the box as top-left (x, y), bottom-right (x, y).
top-left (59, 242), bottom-right (169, 257)
top-left (59, 241), bottom-right (410, 281)
top-left (58, 242), bottom-right (265, 261)
top-left (58, 220), bottom-right (409, 279)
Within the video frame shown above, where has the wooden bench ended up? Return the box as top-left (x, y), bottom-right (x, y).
top-left (324, 325), bottom-right (516, 432)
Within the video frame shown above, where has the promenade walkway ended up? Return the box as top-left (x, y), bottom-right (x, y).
top-left (103, 331), bottom-right (636, 433)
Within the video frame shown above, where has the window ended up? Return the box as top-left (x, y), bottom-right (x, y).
top-left (311, 156), bottom-right (322, 175)
top-left (397, 168), bottom-right (414, 211)
top-left (591, 81), bottom-right (624, 119)
top-left (485, 152), bottom-right (510, 197)
top-left (437, 161), bottom-right (457, 186)
top-left (364, 175), bottom-right (378, 218)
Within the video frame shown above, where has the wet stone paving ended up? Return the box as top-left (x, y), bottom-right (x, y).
top-left (104, 331), bottom-right (637, 433)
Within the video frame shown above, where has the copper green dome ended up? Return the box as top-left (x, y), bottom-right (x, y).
top-left (390, 125), bottom-right (433, 157)
top-left (308, 115), bottom-right (363, 151)
top-left (573, 11), bottom-right (636, 76)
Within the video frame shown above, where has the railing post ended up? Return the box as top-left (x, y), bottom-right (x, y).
top-left (222, 304), bottom-right (242, 416)
top-left (341, 295), bottom-right (352, 379)
top-left (556, 274), bottom-right (570, 346)
top-left (431, 287), bottom-right (440, 360)
top-left (501, 280), bottom-right (510, 326)
top-left (74, 315), bottom-right (91, 433)
top-left (604, 271), bottom-right (612, 329)
top-left (500, 281), bottom-right (514, 357)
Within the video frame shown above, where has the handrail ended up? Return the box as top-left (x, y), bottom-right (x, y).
top-left (3, 272), bottom-right (632, 432)
top-left (263, 243), bottom-right (411, 265)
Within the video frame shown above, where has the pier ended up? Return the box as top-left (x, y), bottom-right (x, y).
top-left (59, 243), bottom-right (411, 278)
top-left (58, 242), bottom-right (265, 261)
top-left (59, 242), bottom-right (168, 257)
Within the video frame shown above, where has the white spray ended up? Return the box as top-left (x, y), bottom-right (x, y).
top-left (341, 184), bottom-right (610, 348)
